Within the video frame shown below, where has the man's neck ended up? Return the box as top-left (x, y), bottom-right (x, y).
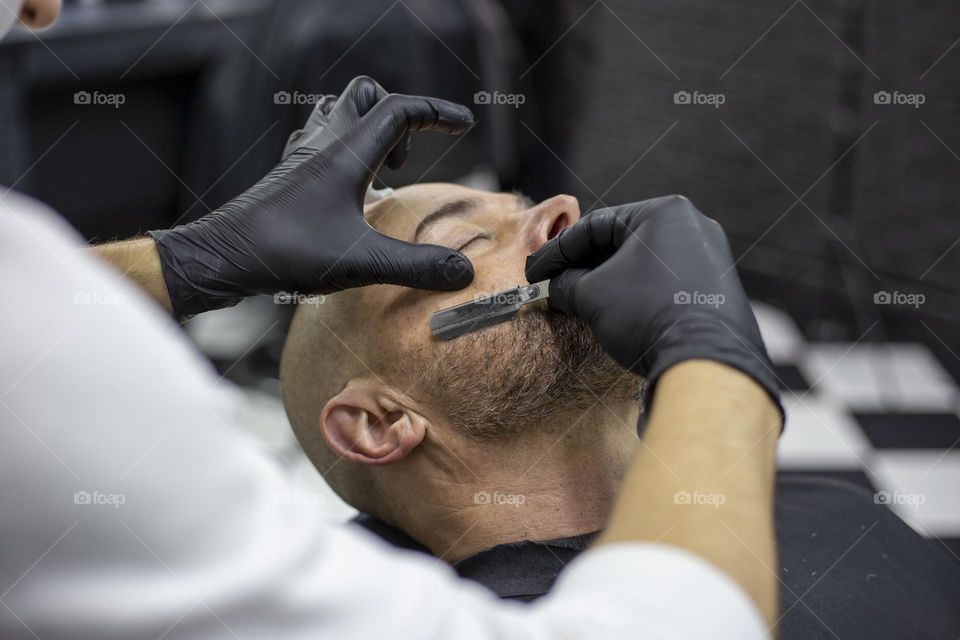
top-left (378, 406), bottom-right (640, 563)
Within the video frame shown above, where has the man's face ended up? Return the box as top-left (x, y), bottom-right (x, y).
top-left (357, 183), bottom-right (639, 439)
top-left (367, 183), bottom-right (568, 339)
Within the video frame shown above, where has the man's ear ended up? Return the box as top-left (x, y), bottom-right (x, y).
top-left (319, 380), bottom-right (428, 465)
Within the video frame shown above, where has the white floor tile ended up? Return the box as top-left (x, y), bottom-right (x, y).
top-left (752, 301), bottom-right (806, 364)
top-left (869, 450), bottom-right (960, 537)
top-left (777, 392), bottom-right (873, 469)
top-left (799, 343), bottom-right (959, 412)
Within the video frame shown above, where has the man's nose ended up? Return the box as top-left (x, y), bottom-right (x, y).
top-left (524, 195), bottom-right (581, 253)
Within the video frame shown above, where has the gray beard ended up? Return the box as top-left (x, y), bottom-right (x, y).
top-left (407, 304), bottom-right (644, 440)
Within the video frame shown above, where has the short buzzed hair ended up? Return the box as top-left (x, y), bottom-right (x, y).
top-left (280, 289), bottom-right (378, 510)
top-left (280, 194), bottom-right (420, 510)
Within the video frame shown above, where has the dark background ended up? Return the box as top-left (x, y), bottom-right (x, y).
top-left (2, 0), bottom-right (958, 365)
top-left (573, 0), bottom-right (960, 369)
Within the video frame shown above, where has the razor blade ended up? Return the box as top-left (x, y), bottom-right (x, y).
top-left (430, 280), bottom-right (550, 341)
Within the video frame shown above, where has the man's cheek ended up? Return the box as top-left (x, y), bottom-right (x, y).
top-left (393, 252), bottom-right (526, 327)
top-left (427, 264), bottom-right (503, 309)
top-left (471, 252), bottom-right (527, 292)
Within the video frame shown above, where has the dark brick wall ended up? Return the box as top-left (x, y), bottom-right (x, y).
top-left (568, 0), bottom-right (960, 322)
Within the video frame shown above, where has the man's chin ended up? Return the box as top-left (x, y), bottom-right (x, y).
top-left (412, 306), bottom-right (643, 440)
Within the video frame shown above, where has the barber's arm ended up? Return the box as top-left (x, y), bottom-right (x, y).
top-left (526, 196), bottom-right (784, 628)
top-left (90, 237), bottom-right (172, 311)
top-left (90, 76), bottom-right (476, 318)
top-left (603, 360), bottom-right (779, 624)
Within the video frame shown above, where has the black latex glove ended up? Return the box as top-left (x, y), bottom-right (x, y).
top-left (526, 195), bottom-right (783, 419)
top-left (149, 76), bottom-right (476, 319)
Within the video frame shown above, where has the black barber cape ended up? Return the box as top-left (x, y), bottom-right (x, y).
top-left (353, 475), bottom-right (960, 640)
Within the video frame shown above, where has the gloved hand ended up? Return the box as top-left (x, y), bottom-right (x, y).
top-left (149, 76), bottom-right (476, 319)
top-left (525, 195), bottom-right (783, 419)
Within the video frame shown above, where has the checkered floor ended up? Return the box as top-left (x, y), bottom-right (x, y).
top-left (754, 302), bottom-right (960, 562)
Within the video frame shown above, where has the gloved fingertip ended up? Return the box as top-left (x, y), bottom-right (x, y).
top-left (451, 103), bottom-right (475, 123)
top-left (524, 238), bottom-right (564, 282)
top-left (545, 268), bottom-right (590, 316)
top-left (434, 252), bottom-right (475, 289)
top-left (524, 251), bottom-right (545, 281)
top-left (368, 235), bottom-right (474, 291)
top-left (429, 99), bottom-right (475, 133)
top-left (547, 278), bottom-right (572, 315)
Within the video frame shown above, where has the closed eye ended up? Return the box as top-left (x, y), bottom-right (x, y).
top-left (456, 233), bottom-right (492, 252)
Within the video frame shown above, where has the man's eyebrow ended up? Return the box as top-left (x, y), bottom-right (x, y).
top-left (413, 198), bottom-right (480, 242)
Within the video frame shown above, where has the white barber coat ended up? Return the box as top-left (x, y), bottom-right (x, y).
top-left (0, 189), bottom-right (767, 640)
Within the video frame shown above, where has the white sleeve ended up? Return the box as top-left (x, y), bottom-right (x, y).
top-left (0, 192), bottom-right (768, 640)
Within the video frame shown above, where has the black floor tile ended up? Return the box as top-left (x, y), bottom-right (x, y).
top-left (853, 412), bottom-right (960, 449)
top-left (774, 363), bottom-right (811, 392)
top-left (777, 469), bottom-right (876, 493)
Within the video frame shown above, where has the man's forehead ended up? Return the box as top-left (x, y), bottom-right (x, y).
top-left (364, 183), bottom-right (526, 235)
